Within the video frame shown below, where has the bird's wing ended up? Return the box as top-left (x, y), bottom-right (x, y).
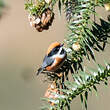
top-left (42, 55), bottom-right (54, 68)
top-left (36, 56), bottom-right (54, 75)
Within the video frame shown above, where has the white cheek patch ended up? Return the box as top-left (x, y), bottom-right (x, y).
top-left (51, 47), bottom-right (66, 59)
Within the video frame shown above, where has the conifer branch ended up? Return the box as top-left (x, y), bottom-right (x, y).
top-left (64, 0), bottom-right (110, 63)
top-left (24, 0), bottom-right (110, 110)
top-left (41, 63), bottom-right (110, 110)
top-left (40, 0), bottom-right (110, 110)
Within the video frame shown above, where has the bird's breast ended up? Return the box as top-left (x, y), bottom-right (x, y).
top-left (46, 57), bottom-right (66, 71)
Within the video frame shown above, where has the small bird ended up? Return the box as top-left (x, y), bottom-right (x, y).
top-left (37, 42), bottom-right (67, 75)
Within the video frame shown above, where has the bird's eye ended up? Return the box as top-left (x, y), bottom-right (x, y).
top-left (48, 46), bottom-right (60, 57)
top-left (54, 47), bottom-right (60, 52)
top-left (55, 45), bottom-right (61, 52)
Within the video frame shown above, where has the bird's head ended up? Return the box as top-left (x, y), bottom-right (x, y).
top-left (46, 42), bottom-right (66, 59)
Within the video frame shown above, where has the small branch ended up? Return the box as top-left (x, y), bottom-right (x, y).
top-left (42, 63), bottom-right (110, 110)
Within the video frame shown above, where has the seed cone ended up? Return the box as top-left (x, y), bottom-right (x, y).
top-left (44, 82), bottom-right (58, 99)
top-left (28, 8), bottom-right (54, 32)
top-left (44, 82), bottom-right (59, 105)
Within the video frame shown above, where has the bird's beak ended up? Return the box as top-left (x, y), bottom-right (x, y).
top-left (60, 43), bottom-right (64, 47)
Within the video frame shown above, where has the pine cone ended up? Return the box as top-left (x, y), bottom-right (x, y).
top-left (28, 8), bottom-right (54, 32)
top-left (44, 82), bottom-right (59, 105)
top-left (44, 82), bottom-right (59, 99)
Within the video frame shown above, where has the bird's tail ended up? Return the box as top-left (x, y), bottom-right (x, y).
top-left (36, 68), bottom-right (44, 75)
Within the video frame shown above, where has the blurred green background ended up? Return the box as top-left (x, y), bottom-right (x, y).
top-left (0, 0), bottom-right (110, 110)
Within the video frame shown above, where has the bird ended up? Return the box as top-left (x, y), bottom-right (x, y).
top-left (36, 42), bottom-right (67, 75)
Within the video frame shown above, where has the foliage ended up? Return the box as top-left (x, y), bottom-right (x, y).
top-left (24, 0), bottom-right (110, 110)
top-left (40, 0), bottom-right (110, 109)
top-left (25, 0), bottom-right (56, 16)
top-left (41, 63), bottom-right (110, 110)
top-left (64, 0), bottom-right (110, 63)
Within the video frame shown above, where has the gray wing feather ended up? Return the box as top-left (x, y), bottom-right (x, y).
top-left (42, 55), bottom-right (54, 68)
top-left (36, 56), bottom-right (54, 75)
